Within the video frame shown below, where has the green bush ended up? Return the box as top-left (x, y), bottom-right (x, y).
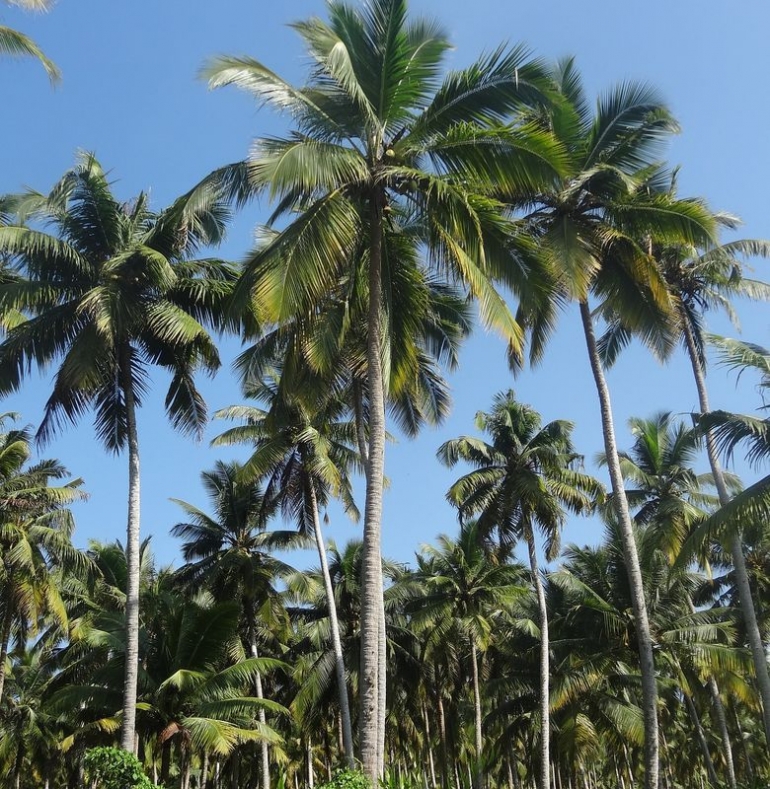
top-left (317, 769), bottom-right (372, 789)
top-left (83, 747), bottom-right (159, 789)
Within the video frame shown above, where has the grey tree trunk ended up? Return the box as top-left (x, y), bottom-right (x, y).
top-left (526, 529), bottom-right (550, 789)
top-left (681, 317), bottom-right (770, 747)
top-left (201, 751), bottom-right (210, 789)
top-left (683, 690), bottom-right (719, 786)
top-left (120, 352), bottom-right (141, 753)
top-left (0, 599), bottom-right (14, 704)
top-left (247, 603), bottom-right (271, 789)
top-left (707, 677), bottom-right (737, 789)
top-left (470, 644), bottom-right (484, 789)
top-left (579, 300), bottom-right (660, 789)
top-left (307, 478), bottom-right (355, 766)
top-left (359, 191), bottom-right (387, 781)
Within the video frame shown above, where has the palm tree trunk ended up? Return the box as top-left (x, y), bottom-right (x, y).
top-left (0, 597), bottom-right (14, 704)
top-left (246, 601), bottom-right (271, 789)
top-left (470, 644), bottom-right (483, 789)
top-left (422, 701), bottom-right (437, 789)
top-left (707, 677), bottom-right (737, 789)
top-left (526, 528), bottom-right (550, 789)
top-left (360, 189), bottom-right (387, 781)
top-left (307, 479), bottom-right (355, 766)
top-left (681, 317), bottom-right (770, 747)
top-left (683, 690), bottom-right (718, 786)
top-left (437, 691), bottom-right (451, 789)
top-left (579, 300), bottom-right (660, 789)
top-left (201, 751), bottom-right (210, 789)
top-left (121, 350), bottom-right (141, 753)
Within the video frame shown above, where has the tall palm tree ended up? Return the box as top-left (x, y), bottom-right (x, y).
top-left (0, 153), bottom-right (235, 751)
top-left (172, 461), bottom-right (296, 789)
top-left (438, 391), bottom-right (599, 789)
top-left (212, 376), bottom-right (360, 768)
top-left (1, 0), bottom-right (59, 82)
top-left (202, 0), bottom-right (563, 774)
top-left (514, 59), bottom-right (717, 789)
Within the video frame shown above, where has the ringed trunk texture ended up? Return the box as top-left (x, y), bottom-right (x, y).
top-left (681, 317), bottom-right (770, 747)
top-left (359, 191), bottom-right (387, 780)
top-left (470, 645), bottom-right (484, 789)
top-left (121, 351), bottom-right (141, 753)
top-left (307, 478), bottom-right (355, 766)
top-left (579, 300), bottom-right (659, 789)
top-left (526, 530), bottom-right (550, 789)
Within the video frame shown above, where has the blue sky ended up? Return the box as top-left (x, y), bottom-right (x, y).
top-left (2, 0), bottom-right (769, 569)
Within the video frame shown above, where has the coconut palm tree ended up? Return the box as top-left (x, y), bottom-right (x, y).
top-left (0, 153), bottom-right (235, 751)
top-left (171, 461), bottom-right (297, 789)
top-left (212, 375), bottom-right (360, 768)
top-left (513, 58), bottom-right (717, 789)
top-left (1, 0), bottom-right (59, 82)
top-left (408, 522), bottom-right (527, 789)
top-left (438, 391), bottom-right (600, 789)
top-left (0, 416), bottom-right (85, 704)
top-left (597, 198), bottom-right (770, 753)
top-left (202, 0), bottom-right (564, 773)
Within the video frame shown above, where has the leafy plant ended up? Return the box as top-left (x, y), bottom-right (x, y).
top-left (83, 747), bottom-right (159, 789)
top-left (318, 769), bottom-right (372, 789)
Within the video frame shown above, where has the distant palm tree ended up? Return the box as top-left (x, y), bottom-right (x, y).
top-left (0, 0), bottom-right (59, 81)
top-left (213, 375), bottom-right (360, 767)
top-left (0, 416), bottom-right (85, 704)
top-left (438, 391), bottom-right (599, 789)
top-left (172, 461), bottom-right (296, 789)
top-left (409, 522), bottom-right (526, 789)
top-left (0, 153), bottom-right (234, 750)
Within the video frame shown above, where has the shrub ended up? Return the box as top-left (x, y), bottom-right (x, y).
top-left (83, 747), bottom-right (159, 789)
top-left (317, 769), bottom-right (372, 789)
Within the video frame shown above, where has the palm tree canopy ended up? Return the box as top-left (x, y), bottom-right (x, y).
top-left (0, 153), bottom-right (236, 450)
top-left (438, 390), bottom-right (601, 560)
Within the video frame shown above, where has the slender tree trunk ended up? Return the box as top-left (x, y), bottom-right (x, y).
top-left (201, 751), bottom-right (210, 789)
top-left (307, 479), bottom-right (355, 766)
top-left (579, 300), bottom-right (659, 789)
top-left (308, 740), bottom-right (315, 789)
top-left (0, 598), bottom-right (14, 704)
top-left (422, 701), bottom-right (437, 789)
top-left (437, 692), bottom-right (451, 789)
top-left (377, 596), bottom-right (387, 772)
top-left (681, 317), bottom-right (770, 747)
top-left (526, 529), bottom-right (550, 789)
top-left (246, 602), bottom-right (271, 789)
top-left (360, 188), bottom-right (387, 781)
top-left (470, 645), bottom-right (484, 789)
top-left (732, 704), bottom-right (753, 781)
top-left (683, 690), bottom-right (719, 786)
top-left (707, 677), bottom-right (737, 789)
top-left (121, 349), bottom-right (141, 753)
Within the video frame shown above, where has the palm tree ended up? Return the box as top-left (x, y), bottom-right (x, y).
top-left (1, 0), bottom-right (59, 82)
top-left (0, 416), bottom-right (86, 704)
top-left (0, 153), bottom-right (235, 751)
top-left (514, 59), bottom-right (717, 789)
top-left (202, 0), bottom-right (563, 774)
top-left (172, 461), bottom-right (297, 789)
top-left (408, 522), bottom-right (526, 789)
top-left (610, 412), bottom-right (743, 788)
top-left (438, 391), bottom-right (599, 789)
top-left (212, 375), bottom-right (360, 768)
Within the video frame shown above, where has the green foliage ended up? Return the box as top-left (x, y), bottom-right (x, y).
top-left (83, 746), bottom-right (159, 789)
top-left (317, 769), bottom-right (372, 789)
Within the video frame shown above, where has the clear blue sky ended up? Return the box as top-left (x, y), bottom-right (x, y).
top-left (2, 0), bottom-right (769, 569)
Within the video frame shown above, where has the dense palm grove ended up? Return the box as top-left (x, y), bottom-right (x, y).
top-left (2, 1), bottom-right (770, 788)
